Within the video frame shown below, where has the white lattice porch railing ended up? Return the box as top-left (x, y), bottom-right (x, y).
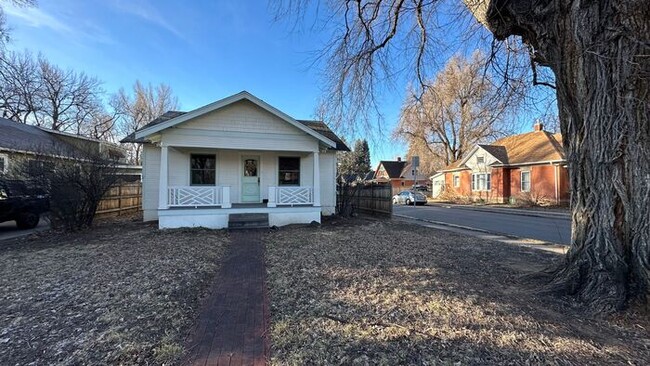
top-left (168, 186), bottom-right (231, 208)
top-left (268, 186), bottom-right (313, 207)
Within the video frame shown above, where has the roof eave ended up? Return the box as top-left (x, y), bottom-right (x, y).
top-left (491, 159), bottom-right (567, 167)
top-left (134, 91), bottom-right (337, 149)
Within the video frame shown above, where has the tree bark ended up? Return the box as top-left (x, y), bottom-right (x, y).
top-left (471, 0), bottom-right (649, 312)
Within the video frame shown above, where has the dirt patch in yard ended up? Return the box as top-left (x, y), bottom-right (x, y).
top-left (0, 217), bottom-right (229, 365)
top-left (265, 218), bottom-right (649, 365)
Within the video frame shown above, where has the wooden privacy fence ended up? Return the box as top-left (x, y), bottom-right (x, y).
top-left (338, 182), bottom-right (393, 217)
top-left (96, 182), bottom-right (142, 217)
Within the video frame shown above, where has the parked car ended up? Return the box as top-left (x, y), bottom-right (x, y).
top-left (0, 179), bottom-right (49, 229)
top-left (392, 190), bottom-right (428, 205)
top-left (412, 184), bottom-right (429, 192)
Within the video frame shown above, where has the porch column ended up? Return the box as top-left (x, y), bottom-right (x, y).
top-left (313, 151), bottom-right (321, 207)
top-left (158, 144), bottom-right (168, 209)
top-left (222, 186), bottom-right (231, 208)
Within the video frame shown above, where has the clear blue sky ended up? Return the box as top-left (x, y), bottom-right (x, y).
top-left (3, 0), bottom-right (552, 167)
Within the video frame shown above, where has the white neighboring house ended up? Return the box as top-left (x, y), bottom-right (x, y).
top-left (121, 91), bottom-right (349, 229)
top-left (430, 172), bottom-right (445, 198)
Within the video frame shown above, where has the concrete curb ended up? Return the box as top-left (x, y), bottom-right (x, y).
top-left (393, 214), bottom-right (568, 253)
top-left (427, 203), bottom-right (570, 220)
top-left (394, 213), bottom-right (496, 235)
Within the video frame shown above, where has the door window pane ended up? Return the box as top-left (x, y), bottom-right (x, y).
top-left (278, 157), bottom-right (300, 186)
top-left (190, 154), bottom-right (216, 185)
top-left (244, 159), bottom-right (258, 177)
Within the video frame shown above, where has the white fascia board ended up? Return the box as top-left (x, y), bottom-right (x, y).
top-left (458, 144), bottom-right (504, 167)
top-left (491, 159), bottom-right (567, 167)
top-left (134, 91), bottom-right (336, 148)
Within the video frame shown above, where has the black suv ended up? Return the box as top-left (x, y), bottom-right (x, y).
top-left (0, 179), bottom-right (49, 229)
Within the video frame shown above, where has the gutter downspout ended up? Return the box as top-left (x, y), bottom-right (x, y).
top-left (553, 163), bottom-right (559, 204)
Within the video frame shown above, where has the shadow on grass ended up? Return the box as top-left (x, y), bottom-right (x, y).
top-left (265, 219), bottom-right (647, 365)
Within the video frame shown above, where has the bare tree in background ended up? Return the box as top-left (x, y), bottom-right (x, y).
top-left (115, 80), bottom-right (178, 164)
top-left (0, 50), bottom-right (40, 122)
top-left (396, 52), bottom-right (520, 169)
top-left (35, 56), bottom-right (104, 132)
top-left (405, 138), bottom-right (441, 177)
top-left (276, 0), bottom-right (650, 313)
top-left (0, 0), bottom-right (35, 49)
top-left (0, 51), bottom-right (114, 138)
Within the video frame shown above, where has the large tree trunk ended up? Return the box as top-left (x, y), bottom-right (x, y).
top-left (468, 0), bottom-right (650, 312)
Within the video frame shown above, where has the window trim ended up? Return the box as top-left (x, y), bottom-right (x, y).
top-left (471, 173), bottom-right (491, 191)
top-left (189, 153), bottom-right (217, 186)
top-left (521, 171), bottom-right (531, 192)
top-left (0, 153), bottom-right (7, 174)
top-left (278, 156), bottom-right (301, 186)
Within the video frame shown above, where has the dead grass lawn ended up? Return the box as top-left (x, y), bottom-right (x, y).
top-left (266, 218), bottom-right (649, 365)
top-left (0, 218), bottom-right (228, 365)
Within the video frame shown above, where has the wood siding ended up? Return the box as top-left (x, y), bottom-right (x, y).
top-left (142, 144), bottom-right (160, 221)
top-left (142, 146), bottom-right (337, 221)
top-left (159, 100), bottom-right (319, 152)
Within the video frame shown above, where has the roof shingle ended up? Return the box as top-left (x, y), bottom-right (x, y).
top-left (0, 117), bottom-right (79, 157)
top-left (377, 160), bottom-right (407, 178)
top-left (440, 130), bottom-right (565, 171)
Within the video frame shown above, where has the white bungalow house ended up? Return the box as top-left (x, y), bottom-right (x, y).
top-left (121, 91), bottom-right (349, 229)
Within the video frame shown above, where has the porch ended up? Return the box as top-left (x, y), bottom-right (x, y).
top-left (166, 186), bottom-right (317, 208)
top-left (158, 204), bottom-right (321, 229)
top-left (155, 146), bottom-right (326, 229)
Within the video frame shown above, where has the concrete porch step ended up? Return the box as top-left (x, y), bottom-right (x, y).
top-left (228, 213), bottom-right (269, 230)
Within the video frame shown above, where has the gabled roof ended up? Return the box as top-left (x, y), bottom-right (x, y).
top-left (126, 91), bottom-right (338, 149)
top-left (439, 130), bottom-right (565, 172)
top-left (295, 120), bottom-right (349, 151)
top-left (478, 144), bottom-right (508, 163)
top-left (0, 117), bottom-right (84, 157)
top-left (377, 160), bottom-right (407, 178)
top-left (490, 131), bottom-right (564, 164)
top-left (121, 111), bottom-right (186, 143)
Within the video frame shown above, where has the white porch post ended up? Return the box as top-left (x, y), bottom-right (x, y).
top-left (268, 187), bottom-right (277, 207)
top-left (158, 144), bottom-right (169, 209)
top-left (313, 151), bottom-right (321, 206)
top-left (222, 186), bottom-right (231, 208)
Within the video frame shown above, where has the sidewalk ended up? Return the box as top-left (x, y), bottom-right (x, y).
top-left (427, 202), bottom-right (571, 219)
top-left (182, 230), bottom-right (268, 366)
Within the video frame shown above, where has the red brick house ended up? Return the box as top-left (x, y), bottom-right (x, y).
top-left (435, 124), bottom-right (569, 204)
top-left (374, 157), bottom-right (429, 195)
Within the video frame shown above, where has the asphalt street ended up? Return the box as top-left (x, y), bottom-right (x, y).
top-left (0, 215), bottom-right (50, 241)
top-left (394, 204), bottom-right (571, 245)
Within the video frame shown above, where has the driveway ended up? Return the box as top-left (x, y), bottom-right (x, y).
top-left (0, 215), bottom-right (50, 241)
top-left (394, 204), bottom-right (571, 245)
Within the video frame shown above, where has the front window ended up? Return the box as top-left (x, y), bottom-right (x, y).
top-left (453, 175), bottom-right (460, 187)
top-left (521, 171), bottom-right (531, 192)
top-left (190, 154), bottom-right (216, 185)
top-left (471, 173), bottom-right (491, 191)
top-left (278, 157), bottom-right (300, 186)
top-left (0, 155), bottom-right (6, 174)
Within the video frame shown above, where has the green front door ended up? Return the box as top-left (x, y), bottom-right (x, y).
top-left (241, 156), bottom-right (260, 203)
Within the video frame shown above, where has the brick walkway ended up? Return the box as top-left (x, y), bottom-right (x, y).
top-left (183, 230), bottom-right (268, 366)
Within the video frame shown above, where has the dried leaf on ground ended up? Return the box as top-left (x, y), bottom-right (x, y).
top-left (265, 218), bottom-right (649, 365)
top-left (0, 218), bottom-right (228, 365)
